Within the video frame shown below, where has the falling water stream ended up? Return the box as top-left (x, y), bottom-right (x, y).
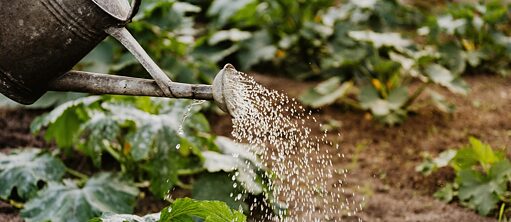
top-left (105, 26), bottom-right (362, 221)
top-left (223, 71), bottom-right (363, 221)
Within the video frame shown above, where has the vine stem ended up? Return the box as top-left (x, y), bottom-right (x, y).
top-left (177, 168), bottom-right (204, 176)
top-left (175, 181), bottom-right (193, 190)
top-left (403, 82), bottom-right (429, 109)
top-left (65, 167), bottom-right (89, 180)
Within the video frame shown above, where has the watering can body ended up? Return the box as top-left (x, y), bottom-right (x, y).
top-left (0, 0), bottom-right (138, 104)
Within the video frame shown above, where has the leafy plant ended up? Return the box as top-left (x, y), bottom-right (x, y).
top-left (91, 198), bottom-right (247, 222)
top-left (301, 29), bottom-right (467, 124)
top-left (421, 0), bottom-right (511, 76)
top-left (417, 137), bottom-right (511, 216)
top-left (0, 148), bottom-right (139, 222)
top-left (21, 173), bottom-right (139, 222)
top-left (28, 95), bottom-right (280, 219)
top-left (0, 149), bottom-right (65, 200)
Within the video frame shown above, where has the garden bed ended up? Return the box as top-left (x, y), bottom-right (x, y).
top-left (1, 73), bottom-right (509, 221)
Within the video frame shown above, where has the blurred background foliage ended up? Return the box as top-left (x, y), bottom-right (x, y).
top-left (1, 0), bottom-right (508, 124)
top-left (75, 0), bottom-right (510, 125)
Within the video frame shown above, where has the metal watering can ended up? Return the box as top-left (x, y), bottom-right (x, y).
top-left (0, 0), bottom-right (236, 113)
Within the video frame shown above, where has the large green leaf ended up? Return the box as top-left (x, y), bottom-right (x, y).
top-left (21, 173), bottom-right (139, 222)
top-left (77, 113), bottom-right (122, 167)
top-left (299, 78), bottom-right (353, 108)
top-left (159, 198), bottom-right (246, 222)
top-left (424, 64), bottom-right (469, 95)
top-left (207, 0), bottom-right (256, 27)
top-left (456, 160), bottom-right (511, 215)
top-left (192, 173), bottom-right (247, 211)
top-left (90, 213), bottom-right (160, 222)
top-left (359, 85), bottom-right (408, 116)
top-left (0, 149), bottom-right (65, 199)
top-left (451, 137), bottom-right (504, 172)
top-left (348, 30), bottom-right (412, 49)
top-left (31, 96), bottom-right (101, 148)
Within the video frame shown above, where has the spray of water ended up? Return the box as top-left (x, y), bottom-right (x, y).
top-left (224, 71), bottom-right (363, 221)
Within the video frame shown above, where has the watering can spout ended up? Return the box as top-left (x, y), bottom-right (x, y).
top-left (48, 63), bottom-right (239, 115)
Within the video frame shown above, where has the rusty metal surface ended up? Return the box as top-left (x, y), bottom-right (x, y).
top-left (0, 0), bottom-right (127, 104)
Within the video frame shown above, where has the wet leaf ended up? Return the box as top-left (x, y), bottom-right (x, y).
top-left (192, 173), bottom-right (247, 211)
top-left (159, 198), bottom-right (246, 222)
top-left (0, 149), bottom-right (65, 199)
top-left (31, 96), bottom-right (101, 148)
top-left (91, 212), bottom-right (160, 222)
top-left (21, 173), bottom-right (139, 222)
top-left (77, 113), bottom-right (121, 167)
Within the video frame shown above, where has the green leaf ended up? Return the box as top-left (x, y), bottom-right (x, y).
top-left (21, 173), bottom-right (139, 222)
top-left (91, 212), bottom-right (160, 222)
top-left (348, 30), bottom-right (412, 49)
top-left (192, 173), bottom-right (247, 211)
top-left (31, 96), bottom-right (101, 148)
top-left (387, 87), bottom-right (409, 110)
top-left (0, 149), bottom-right (65, 199)
top-left (237, 31), bottom-right (277, 70)
top-left (78, 113), bottom-right (122, 167)
top-left (424, 64), bottom-right (468, 95)
top-left (434, 183), bottom-right (455, 203)
top-left (433, 149), bottom-right (457, 168)
top-left (159, 198), bottom-right (246, 222)
top-left (429, 90), bottom-right (455, 113)
top-left (452, 137), bottom-right (503, 172)
top-left (299, 78), bottom-right (353, 108)
top-left (456, 161), bottom-right (510, 216)
top-left (207, 0), bottom-right (255, 27)
top-left (208, 29), bottom-right (252, 45)
top-left (202, 151), bottom-right (262, 195)
top-left (439, 43), bottom-right (466, 75)
top-left (437, 15), bottom-right (466, 35)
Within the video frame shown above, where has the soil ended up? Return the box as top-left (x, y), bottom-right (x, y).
top-left (0, 73), bottom-right (509, 221)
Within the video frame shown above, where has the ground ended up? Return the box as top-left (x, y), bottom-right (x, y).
top-left (0, 73), bottom-right (509, 221)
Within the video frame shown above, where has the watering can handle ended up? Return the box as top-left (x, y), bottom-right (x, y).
top-left (126, 0), bottom-right (141, 21)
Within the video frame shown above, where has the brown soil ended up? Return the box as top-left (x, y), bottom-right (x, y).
top-left (0, 74), bottom-right (509, 221)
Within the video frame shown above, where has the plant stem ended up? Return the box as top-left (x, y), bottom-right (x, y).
top-left (65, 167), bottom-right (89, 180)
top-left (104, 144), bottom-right (122, 162)
top-left (340, 97), bottom-right (364, 110)
top-left (177, 168), bottom-right (204, 176)
top-left (175, 181), bottom-right (193, 190)
top-left (0, 198), bottom-right (23, 209)
top-left (403, 82), bottom-right (429, 109)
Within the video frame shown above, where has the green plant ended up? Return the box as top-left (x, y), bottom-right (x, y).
top-left (417, 137), bottom-right (511, 216)
top-left (421, 0), bottom-right (511, 76)
top-left (91, 198), bottom-right (247, 222)
top-left (23, 96), bottom-right (280, 221)
top-left (0, 148), bottom-right (139, 222)
top-left (300, 29), bottom-right (468, 124)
